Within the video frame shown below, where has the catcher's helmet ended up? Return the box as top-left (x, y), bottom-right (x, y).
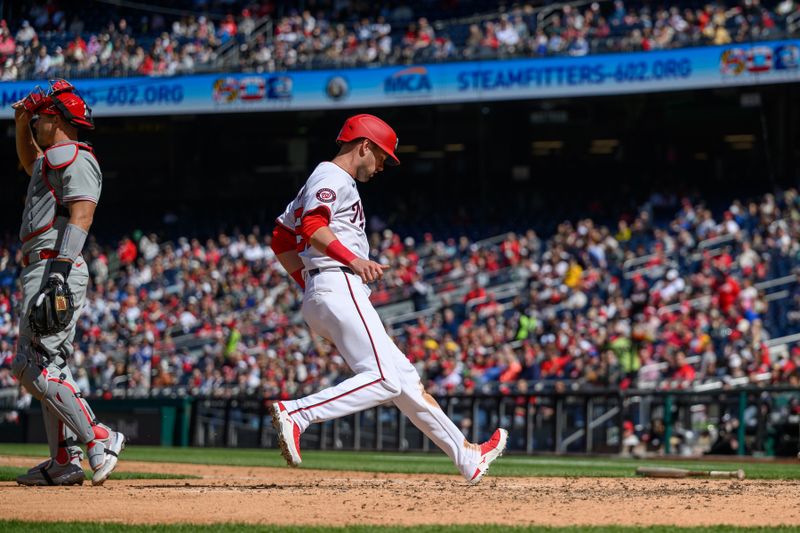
top-left (336, 114), bottom-right (399, 165)
top-left (24, 79), bottom-right (94, 130)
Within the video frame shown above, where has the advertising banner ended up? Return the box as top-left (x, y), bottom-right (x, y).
top-left (1, 39), bottom-right (798, 117)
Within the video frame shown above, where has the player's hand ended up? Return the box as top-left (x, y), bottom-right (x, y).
top-left (350, 258), bottom-right (389, 284)
top-left (12, 100), bottom-right (33, 126)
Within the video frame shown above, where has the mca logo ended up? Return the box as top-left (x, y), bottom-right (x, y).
top-left (384, 67), bottom-right (432, 94)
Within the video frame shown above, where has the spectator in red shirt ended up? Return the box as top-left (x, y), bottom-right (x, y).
top-left (500, 233), bottom-right (521, 266)
top-left (481, 21), bottom-right (499, 50)
top-left (118, 236), bottom-right (138, 266)
top-left (540, 344), bottom-right (570, 378)
top-left (464, 278), bottom-right (486, 306)
top-left (672, 351), bottom-right (696, 384)
top-left (0, 25), bottom-right (14, 58)
top-left (718, 274), bottom-right (741, 314)
top-left (66, 34), bottom-right (87, 60)
top-left (219, 14), bottom-right (238, 39)
top-left (138, 53), bottom-right (154, 75)
top-left (499, 353), bottom-right (522, 383)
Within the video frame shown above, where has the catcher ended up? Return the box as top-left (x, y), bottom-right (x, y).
top-left (11, 79), bottom-right (125, 486)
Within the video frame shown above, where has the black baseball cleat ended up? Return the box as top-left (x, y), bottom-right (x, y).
top-left (17, 459), bottom-right (85, 486)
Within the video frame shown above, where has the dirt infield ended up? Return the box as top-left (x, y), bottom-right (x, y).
top-left (1, 455), bottom-right (798, 527)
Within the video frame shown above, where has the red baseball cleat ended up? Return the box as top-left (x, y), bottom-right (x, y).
top-left (271, 401), bottom-right (302, 467)
top-left (468, 428), bottom-right (508, 485)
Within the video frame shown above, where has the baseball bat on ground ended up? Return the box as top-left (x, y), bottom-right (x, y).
top-left (635, 466), bottom-right (745, 480)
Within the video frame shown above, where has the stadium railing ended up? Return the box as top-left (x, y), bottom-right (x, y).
top-left (788, 9), bottom-right (800, 34)
top-left (186, 385), bottom-right (800, 456)
top-left (213, 15), bottom-right (273, 71)
top-left (5, 381), bottom-right (796, 455)
top-left (536, 0), bottom-right (608, 34)
top-left (622, 233), bottom-right (738, 280)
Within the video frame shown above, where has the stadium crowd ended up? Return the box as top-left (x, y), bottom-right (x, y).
top-left (0, 0), bottom-right (797, 80)
top-left (1, 188), bottom-right (799, 403)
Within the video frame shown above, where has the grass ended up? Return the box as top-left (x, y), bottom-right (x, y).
top-left (0, 522), bottom-right (799, 533)
top-left (1, 443), bottom-right (798, 480)
top-left (0, 465), bottom-right (198, 482)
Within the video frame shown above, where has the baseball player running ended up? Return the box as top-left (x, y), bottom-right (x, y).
top-left (270, 114), bottom-right (507, 484)
top-left (11, 79), bottom-right (125, 486)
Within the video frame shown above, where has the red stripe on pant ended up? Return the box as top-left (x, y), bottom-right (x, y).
top-left (288, 377), bottom-right (383, 416)
top-left (47, 377), bottom-right (93, 426)
top-left (288, 271), bottom-right (385, 417)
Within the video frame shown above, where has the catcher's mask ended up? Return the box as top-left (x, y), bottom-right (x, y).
top-left (22, 79), bottom-right (94, 130)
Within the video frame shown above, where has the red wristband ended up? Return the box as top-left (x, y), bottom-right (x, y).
top-left (325, 240), bottom-right (357, 266)
top-left (290, 268), bottom-right (305, 289)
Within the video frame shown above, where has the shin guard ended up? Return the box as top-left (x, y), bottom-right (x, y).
top-left (13, 344), bottom-right (94, 444)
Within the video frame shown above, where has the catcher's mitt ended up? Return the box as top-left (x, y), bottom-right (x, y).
top-left (29, 277), bottom-right (76, 336)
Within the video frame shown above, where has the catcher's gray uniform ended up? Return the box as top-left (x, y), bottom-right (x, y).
top-left (12, 141), bottom-right (124, 486)
top-left (18, 142), bottom-right (97, 358)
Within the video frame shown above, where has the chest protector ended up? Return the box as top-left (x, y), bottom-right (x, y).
top-left (21, 142), bottom-right (95, 243)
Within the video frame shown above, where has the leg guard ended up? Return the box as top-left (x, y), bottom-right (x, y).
top-left (56, 364), bottom-right (124, 484)
top-left (12, 338), bottom-right (94, 444)
top-left (42, 402), bottom-right (59, 459)
top-left (57, 365), bottom-right (95, 460)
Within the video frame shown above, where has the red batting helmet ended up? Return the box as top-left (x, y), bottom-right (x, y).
top-left (336, 114), bottom-right (399, 165)
top-left (24, 79), bottom-right (94, 130)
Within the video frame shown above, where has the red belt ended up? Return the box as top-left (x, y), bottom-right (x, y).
top-left (22, 249), bottom-right (59, 267)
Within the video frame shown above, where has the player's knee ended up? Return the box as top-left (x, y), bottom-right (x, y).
top-left (10, 350), bottom-right (26, 381)
top-left (12, 342), bottom-right (48, 401)
top-left (378, 375), bottom-right (402, 400)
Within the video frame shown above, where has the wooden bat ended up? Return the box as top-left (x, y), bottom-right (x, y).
top-left (636, 466), bottom-right (745, 480)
